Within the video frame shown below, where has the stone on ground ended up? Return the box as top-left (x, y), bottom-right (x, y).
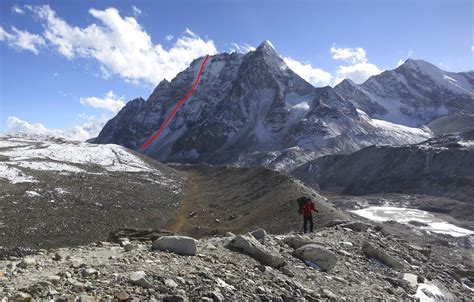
top-left (283, 235), bottom-right (316, 249)
top-left (292, 244), bottom-right (338, 271)
top-left (340, 221), bottom-right (371, 232)
top-left (362, 241), bottom-right (404, 269)
top-left (152, 236), bottom-right (197, 256)
top-left (227, 234), bottom-right (286, 268)
top-left (250, 228), bottom-right (267, 241)
top-left (129, 271), bottom-right (152, 288)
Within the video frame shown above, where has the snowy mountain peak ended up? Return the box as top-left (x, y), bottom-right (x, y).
top-left (335, 58), bottom-right (474, 127)
top-left (258, 40), bottom-right (276, 50)
top-left (255, 40), bottom-right (279, 58)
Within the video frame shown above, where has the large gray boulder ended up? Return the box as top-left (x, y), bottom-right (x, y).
top-left (292, 244), bottom-right (338, 271)
top-left (227, 234), bottom-right (286, 268)
top-left (250, 228), bottom-right (267, 242)
top-left (283, 235), bottom-right (316, 249)
top-left (362, 241), bottom-right (404, 269)
top-left (152, 236), bottom-right (197, 256)
top-left (340, 221), bottom-right (371, 232)
top-left (129, 271), bottom-right (152, 288)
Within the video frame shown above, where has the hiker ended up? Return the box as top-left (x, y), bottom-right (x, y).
top-left (298, 197), bottom-right (318, 233)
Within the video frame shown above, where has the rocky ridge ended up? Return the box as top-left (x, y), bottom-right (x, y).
top-left (292, 131), bottom-right (474, 204)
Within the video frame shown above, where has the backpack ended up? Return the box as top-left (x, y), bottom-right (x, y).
top-left (297, 197), bottom-right (307, 214)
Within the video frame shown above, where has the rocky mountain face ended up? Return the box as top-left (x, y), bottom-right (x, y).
top-left (334, 59), bottom-right (474, 127)
top-left (292, 131), bottom-right (474, 204)
top-left (427, 111), bottom-right (474, 136)
top-left (94, 42), bottom-right (430, 171)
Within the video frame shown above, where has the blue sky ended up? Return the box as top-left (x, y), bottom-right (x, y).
top-left (0, 0), bottom-right (472, 139)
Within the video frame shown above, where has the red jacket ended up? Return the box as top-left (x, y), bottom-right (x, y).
top-left (299, 200), bottom-right (316, 218)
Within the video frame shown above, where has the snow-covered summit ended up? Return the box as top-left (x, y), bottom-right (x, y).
top-left (335, 59), bottom-right (474, 127)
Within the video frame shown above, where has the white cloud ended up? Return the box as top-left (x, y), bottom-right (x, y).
top-left (70, 114), bottom-right (110, 141)
top-left (330, 46), bottom-right (367, 64)
top-left (7, 116), bottom-right (65, 137)
top-left (7, 115), bottom-right (109, 141)
top-left (396, 50), bottom-right (414, 67)
top-left (331, 45), bottom-right (382, 85)
top-left (25, 5), bottom-right (217, 85)
top-left (165, 34), bottom-right (174, 41)
top-left (283, 57), bottom-right (332, 87)
top-left (12, 4), bottom-right (25, 15)
top-left (230, 42), bottom-right (256, 53)
top-left (0, 26), bottom-right (45, 54)
top-left (131, 5), bottom-right (142, 17)
top-left (80, 91), bottom-right (125, 113)
top-left (471, 46), bottom-right (474, 52)
top-left (333, 62), bottom-right (382, 85)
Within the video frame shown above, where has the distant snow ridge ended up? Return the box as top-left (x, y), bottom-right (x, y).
top-left (0, 133), bottom-right (179, 189)
top-left (335, 59), bottom-right (474, 127)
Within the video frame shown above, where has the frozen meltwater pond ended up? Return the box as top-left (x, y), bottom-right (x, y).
top-left (352, 206), bottom-right (474, 237)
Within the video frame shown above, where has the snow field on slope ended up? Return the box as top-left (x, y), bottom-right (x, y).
top-left (351, 206), bottom-right (474, 237)
top-left (0, 134), bottom-right (180, 190)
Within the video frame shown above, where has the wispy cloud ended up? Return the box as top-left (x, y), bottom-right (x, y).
top-left (0, 26), bottom-right (45, 54)
top-left (80, 91), bottom-right (125, 113)
top-left (230, 42), bottom-right (256, 53)
top-left (11, 4), bottom-right (25, 15)
top-left (131, 5), bottom-right (142, 17)
top-left (7, 115), bottom-right (110, 141)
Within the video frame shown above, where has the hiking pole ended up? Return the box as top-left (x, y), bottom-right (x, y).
top-left (300, 214), bottom-right (304, 233)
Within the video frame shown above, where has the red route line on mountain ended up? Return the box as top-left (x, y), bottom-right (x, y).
top-left (140, 55), bottom-right (210, 151)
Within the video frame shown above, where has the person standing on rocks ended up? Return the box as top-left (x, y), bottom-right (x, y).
top-left (298, 197), bottom-right (318, 233)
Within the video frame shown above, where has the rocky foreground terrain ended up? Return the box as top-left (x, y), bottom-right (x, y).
top-left (1, 218), bottom-right (472, 301)
top-left (1, 134), bottom-right (473, 301)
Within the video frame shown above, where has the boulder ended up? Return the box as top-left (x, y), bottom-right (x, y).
top-left (362, 241), bottom-right (403, 269)
top-left (152, 236), bottom-right (197, 256)
top-left (129, 271), bottom-right (152, 288)
top-left (292, 244), bottom-right (337, 271)
top-left (12, 293), bottom-right (32, 302)
top-left (164, 278), bottom-right (179, 288)
top-left (123, 243), bottom-right (135, 252)
top-left (108, 228), bottom-right (173, 243)
top-left (227, 234), bottom-right (286, 268)
top-left (283, 235), bottom-right (315, 249)
top-left (18, 257), bottom-right (36, 269)
top-left (340, 221), bottom-right (371, 232)
top-left (251, 228), bottom-right (267, 241)
top-left (114, 291), bottom-right (130, 301)
top-left (47, 275), bottom-right (61, 285)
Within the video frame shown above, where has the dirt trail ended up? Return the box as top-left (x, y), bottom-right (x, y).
top-left (166, 171), bottom-right (201, 233)
top-left (163, 165), bottom-right (350, 238)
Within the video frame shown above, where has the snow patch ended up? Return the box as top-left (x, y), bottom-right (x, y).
top-left (25, 191), bottom-right (41, 197)
top-left (352, 206), bottom-right (474, 237)
top-left (14, 161), bottom-right (86, 173)
top-left (416, 282), bottom-right (445, 302)
top-left (0, 163), bottom-right (37, 184)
